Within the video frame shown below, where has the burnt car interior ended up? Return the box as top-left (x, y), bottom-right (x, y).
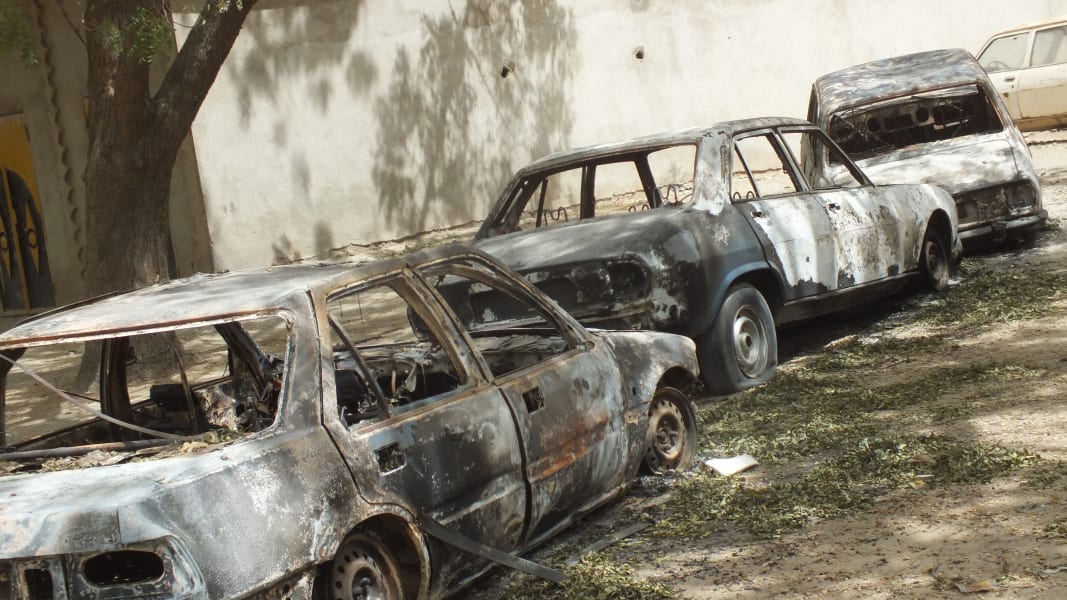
top-left (328, 260), bottom-right (572, 425)
top-left (827, 85), bottom-right (1004, 160)
top-left (489, 145), bottom-right (696, 236)
top-left (0, 316), bottom-right (289, 467)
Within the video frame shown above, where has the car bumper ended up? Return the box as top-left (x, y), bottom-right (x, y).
top-left (959, 210), bottom-right (1048, 244)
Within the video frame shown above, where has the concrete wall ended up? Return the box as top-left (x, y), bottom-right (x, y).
top-left (0, 0), bottom-right (89, 307)
top-left (0, 1), bottom-right (214, 312)
top-left (184, 0), bottom-right (1067, 271)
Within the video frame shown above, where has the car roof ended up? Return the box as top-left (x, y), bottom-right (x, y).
top-left (982, 17), bottom-right (1067, 39)
top-left (513, 117), bottom-right (813, 176)
top-left (0, 245), bottom-right (482, 345)
top-left (813, 48), bottom-right (987, 115)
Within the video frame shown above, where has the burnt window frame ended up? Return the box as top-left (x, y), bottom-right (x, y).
top-left (325, 271), bottom-right (477, 424)
top-left (825, 83), bottom-right (1006, 162)
top-left (778, 126), bottom-right (872, 191)
top-left (728, 129), bottom-right (805, 201)
top-left (486, 145), bottom-right (698, 237)
top-left (415, 255), bottom-right (591, 383)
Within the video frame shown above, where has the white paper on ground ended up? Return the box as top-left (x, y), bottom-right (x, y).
top-left (704, 454), bottom-right (759, 476)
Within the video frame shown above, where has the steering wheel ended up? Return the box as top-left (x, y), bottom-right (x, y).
top-left (984, 60), bottom-right (1012, 73)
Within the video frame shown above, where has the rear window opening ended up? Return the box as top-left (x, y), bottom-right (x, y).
top-left (0, 315), bottom-right (291, 473)
top-left (828, 85), bottom-right (1004, 161)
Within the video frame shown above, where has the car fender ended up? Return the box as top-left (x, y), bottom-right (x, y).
top-left (694, 260), bottom-right (785, 335)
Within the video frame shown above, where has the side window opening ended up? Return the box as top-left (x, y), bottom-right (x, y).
top-left (498, 168), bottom-right (583, 234)
top-left (421, 259), bottom-right (572, 380)
top-left (978, 33), bottom-right (1029, 73)
top-left (1033, 26), bottom-right (1067, 67)
top-left (591, 160), bottom-right (648, 215)
top-left (648, 145), bottom-right (697, 205)
top-left (731, 134), bottom-right (799, 200)
top-left (327, 279), bottom-right (466, 426)
top-left (781, 130), bottom-right (863, 190)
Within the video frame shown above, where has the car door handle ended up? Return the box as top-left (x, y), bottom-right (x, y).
top-left (1004, 76), bottom-right (1016, 82)
top-left (751, 209), bottom-right (765, 218)
top-left (827, 202), bottom-right (841, 210)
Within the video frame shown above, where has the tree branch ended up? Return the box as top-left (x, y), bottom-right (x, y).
top-left (152, 0), bottom-right (257, 144)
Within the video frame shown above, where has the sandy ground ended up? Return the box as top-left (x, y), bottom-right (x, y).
top-left (466, 132), bottom-right (1067, 598)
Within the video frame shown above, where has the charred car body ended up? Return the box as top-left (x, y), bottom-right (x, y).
top-left (0, 246), bottom-right (699, 599)
top-left (474, 118), bottom-right (960, 394)
top-left (810, 48), bottom-right (1046, 245)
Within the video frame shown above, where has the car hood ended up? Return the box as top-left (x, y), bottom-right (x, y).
top-left (473, 208), bottom-right (694, 271)
top-left (852, 135), bottom-right (1022, 195)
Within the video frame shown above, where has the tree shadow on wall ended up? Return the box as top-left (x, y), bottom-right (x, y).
top-left (372, 0), bottom-right (579, 235)
top-left (224, 0), bottom-right (376, 135)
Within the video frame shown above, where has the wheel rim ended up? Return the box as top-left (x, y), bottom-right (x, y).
top-left (645, 396), bottom-right (687, 471)
top-left (732, 306), bottom-right (769, 378)
top-left (924, 239), bottom-right (947, 284)
top-left (334, 546), bottom-right (388, 600)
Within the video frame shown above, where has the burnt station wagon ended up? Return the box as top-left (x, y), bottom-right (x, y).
top-left (474, 118), bottom-right (960, 394)
top-left (0, 246), bottom-right (699, 599)
top-left (810, 48), bottom-right (1046, 245)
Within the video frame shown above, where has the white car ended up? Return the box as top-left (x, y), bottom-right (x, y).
top-left (976, 18), bottom-right (1067, 131)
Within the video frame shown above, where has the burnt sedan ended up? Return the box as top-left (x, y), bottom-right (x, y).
top-left (0, 246), bottom-right (699, 599)
top-left (474, 118), bottom-right (960, 394)
top-left (810, 48), bottom-right (1047, 245)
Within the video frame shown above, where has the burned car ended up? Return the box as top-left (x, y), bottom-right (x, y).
top-left (810, 48), bottom-right (1046, 245)
top-left (474, 118), bottom-right (960, 394)
top-left (0, 246), bottom-right (699, 599)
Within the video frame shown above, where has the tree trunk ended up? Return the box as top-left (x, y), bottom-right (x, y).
top-left (83, 0), bottom-right (256, 294)
top-left (73, 0), bottom-right (257, 390)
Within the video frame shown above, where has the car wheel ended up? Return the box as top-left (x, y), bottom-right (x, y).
top-left (327, 531), bottom-right (404, 600)
top-left (642, 386), bottom-right (697, 474)
top-left (920, 227), bottom-right (950, 291)
top-left (698, 283), bottom-right (777, 395)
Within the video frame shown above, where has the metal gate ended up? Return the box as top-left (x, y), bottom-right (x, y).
top-left (0, 113), bottom-right (54, 311)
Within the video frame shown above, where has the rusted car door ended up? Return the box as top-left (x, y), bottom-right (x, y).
top-left (731, 131), bottom-right (839, 297)
top-left (419, 258), bottom-right (629, 544)
top-left (324, 274), bottom-right (529, 551)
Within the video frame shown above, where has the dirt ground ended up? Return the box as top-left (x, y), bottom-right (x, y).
top-left (466, 133), bottom-right (1067, 599)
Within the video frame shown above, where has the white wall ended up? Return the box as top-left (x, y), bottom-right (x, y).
top-left (181, 0), bottom-right (1067, 271)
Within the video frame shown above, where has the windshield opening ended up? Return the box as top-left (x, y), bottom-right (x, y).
top-left (827, 85), bottom-right (1004, 161)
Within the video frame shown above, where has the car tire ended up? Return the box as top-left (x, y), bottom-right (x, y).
top-left (698, 283), bottom-right (777, 395)
top-left (919, 227), bottom-right (950, 292)
top-left (642, 386), bottom-right (697, 474)
top-left (326, 530), bottom-right (404, 600)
